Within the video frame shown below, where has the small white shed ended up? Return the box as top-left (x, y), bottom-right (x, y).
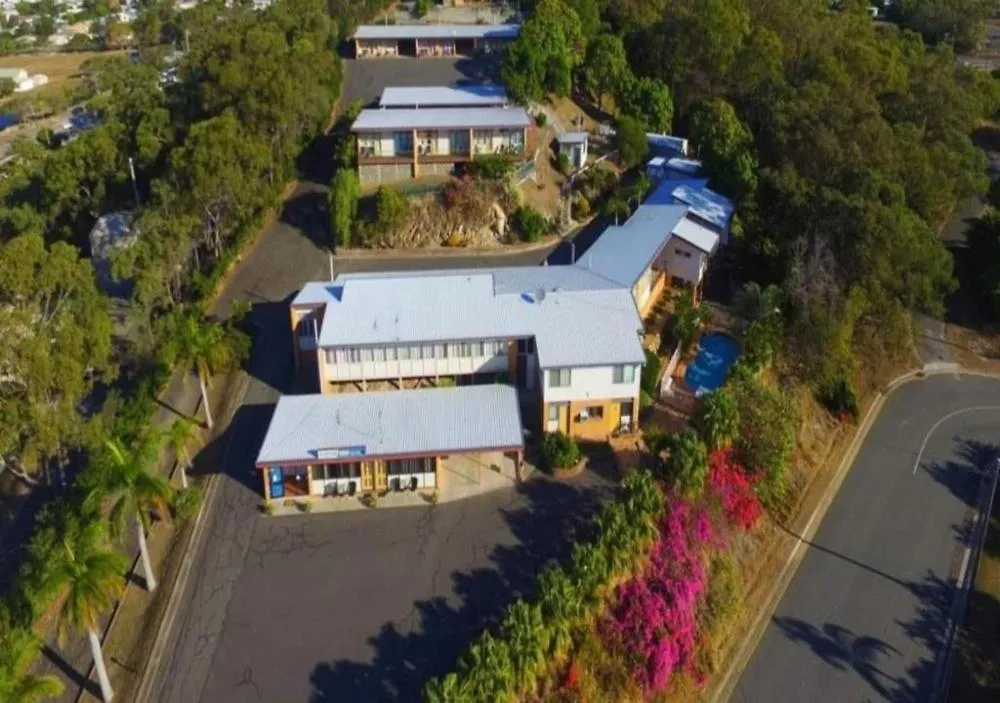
top-left (557, 131), bottom-right (588, 169)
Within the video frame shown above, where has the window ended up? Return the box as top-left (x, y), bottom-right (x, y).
top-left (580, 406), bottom-right (604, 420)
top-left (373, 347), bottom-right (386, 362)
top-left (472, 341), bottom-right (484, 356)
top-left (613, 365), bottom-right (636, 384)
top-left (346, 348), bottom-right (361, 363)
top-left (548, 405), bottom-right (559, 422)
top-left (435, 344), bottom-right (447, 359)
top-left (325, 350), bottom-right (335, 364)
top-left (312, 465), bottom-right (327, 481)
top-left (674, 248), bottom-right (692, 259)
top-left (422, 345), bottom-right (433, 360)
top-left (460, 343), bottom-right (472, 357)
top-left (398, 346), bottom-right (410, 361)
top-left (517, 338), bottom-right (535, 354)
top-left (361, 347), bottom-right (373, 362)
top-left (385, 346), bottom-right (397, 362)
top-left (548, 368), bottom-right (571, 388)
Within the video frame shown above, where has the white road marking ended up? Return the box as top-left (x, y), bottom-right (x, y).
top-left (911, 406), bottom-right (1000, 475)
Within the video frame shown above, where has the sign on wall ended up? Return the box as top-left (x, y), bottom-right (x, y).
top-left (316, 445), bottom-right (367, 460)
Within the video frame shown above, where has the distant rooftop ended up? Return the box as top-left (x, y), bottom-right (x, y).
top-left (379, 85), bottom-right (508, 108)
top-left (353, 24), bottom-right (520, 41)
top-left (256, 385), bottom-right (524, 467)
top-left (646, 133), bottom-right (689, 157)
top-left (352, 106), bottom-right (531, 131)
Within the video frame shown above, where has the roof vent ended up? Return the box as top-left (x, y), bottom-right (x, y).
top-left (535, 287), bottom-right (546, 303)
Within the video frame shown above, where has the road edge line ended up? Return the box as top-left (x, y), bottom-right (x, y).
top-left (709, 366), bottom-right (928, 703)
top-left (132, 372), bottom-right (252, 702)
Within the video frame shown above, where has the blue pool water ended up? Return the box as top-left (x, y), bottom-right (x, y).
top-left (683, 332), bottom-right (741, 396)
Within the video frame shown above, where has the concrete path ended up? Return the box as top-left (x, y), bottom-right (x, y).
top-left (733, 374), bottom-right (1000, 703)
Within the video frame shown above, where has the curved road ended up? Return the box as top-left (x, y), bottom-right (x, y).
top-left (733, 374), bottom-right (1000, 703)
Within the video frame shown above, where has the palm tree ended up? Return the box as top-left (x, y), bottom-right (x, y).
top-left (167, 418), bottom-right (198, 488)
top-left (164, 308), bottom-right (249, 430)
top-left (43, 515), bottom-right (126, 703)
top-left (87, 436), bottom-right (173, 592)
top-left (0, 625), bottom-right (64, 703)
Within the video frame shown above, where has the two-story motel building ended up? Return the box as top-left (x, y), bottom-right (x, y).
top-left (256, 178), bottom-right (733, 500)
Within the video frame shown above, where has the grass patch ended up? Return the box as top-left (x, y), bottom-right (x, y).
top-left (949, 487), bottom-right (1000, 702)
top-left (0, 50), bottom-right (125, 102)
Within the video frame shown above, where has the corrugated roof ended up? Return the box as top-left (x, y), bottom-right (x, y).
top-left (557, 131), bottom-right (587, 144)
top-left (353, 24), bottom-right (520, 41)
top-left (380, 85), bottom-right (509, 108)
top-left (646, 133), bottom-right (689, 157)
top-left (665, 157), bottom-right (702, 175)
top-left (300, 268), bottom-right (644, 369)
top-left (256, 385), bottom-right (523, 466)
top-left (671, 183), bottom-right (734, 230)
top-left (574, 204), bottom-right (689, 288)
top-left (352, 106), bottom-right (530, 131)
top-left (672, 215), bottom-right (720, 254)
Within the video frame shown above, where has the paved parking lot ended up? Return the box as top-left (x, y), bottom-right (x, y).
top-left (342, 56), bottom-right (502, 107)
top-left (198, 469), bottom-right (614, 702)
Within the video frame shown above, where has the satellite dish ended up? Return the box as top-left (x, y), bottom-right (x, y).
top-left (535, 287), bottom-right (546, 303)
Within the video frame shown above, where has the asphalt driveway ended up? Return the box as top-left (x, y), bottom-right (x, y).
top-left (734, 374), bottom-right (1000, 703)
top-left (341, 56), bottom-right (501, 107)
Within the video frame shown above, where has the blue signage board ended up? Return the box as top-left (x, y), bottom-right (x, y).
top-left (316, 445), bottom-right (367, 460)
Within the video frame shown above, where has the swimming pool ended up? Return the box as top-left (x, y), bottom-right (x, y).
top-left (683, 332), bottom-right (741, 396)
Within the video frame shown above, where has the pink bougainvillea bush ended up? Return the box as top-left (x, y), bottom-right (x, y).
top-left (706, 449), bottom-right (762, 531)
top-left (601, 499), bottom-right (716, 692)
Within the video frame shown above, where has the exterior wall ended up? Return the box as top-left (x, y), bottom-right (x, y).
top-left (639, 270), bottom-right (668, 318)
top-left (662, 238), bottom-right (708, 285)
top-left (541, 397), bottom-right (638, 439)
top-left (421, 161), bottom-right (454, 177)
top-left (472, 127), bottom-right (526, 156)
top-left (541, 365), bottom-right (641, 406)
top-left (359, 162), bottom-right (415, 186)
top-left (416, 38), bottom-right (456, 57)
top-left (633, 266), bottom-right (656, 313)
top-left (321, 340), bottom-right (510, 384)
top-left (290, 304), bottom-right (324, 368)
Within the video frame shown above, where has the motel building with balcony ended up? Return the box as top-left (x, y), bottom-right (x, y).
top-left (256, 178), bottom-right (733, 503)
top-left (351, 23), bottom-right (520, 60)
top-left (351, 96), bottom-right (532, 186)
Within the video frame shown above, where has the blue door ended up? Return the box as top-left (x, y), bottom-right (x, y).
top-left (268, 467), bottom-right (284, 499)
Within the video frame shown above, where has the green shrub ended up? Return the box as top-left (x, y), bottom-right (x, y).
top-left (640, 349), bottom-right (661, 396)
top-left (412, 0), bottom-right (430, 17)
top-left (573, 196), bottom-right (591, 220)
top-left (731, 376), bottom-right (799, 509)
top-left (556, 151), bottom-right (571, 175)
top-left (693, 388), bottom-right (740, 450)
top-left (659, 429), bottom-right (709, 498)
top-left (374, 186), bottom-right (409, 233)
top-left (512, 205), bottom-right (548, 242)
top-left (468, 153), bottom-right (514, 180)
top-left (171, 485), bottom-right (203, 521)
top-left (535, 111), bottom-right (547, 127)
top-left (542, 431), bottom-right (581, 470)
top-left (818, 374), bottom-right (859, 423)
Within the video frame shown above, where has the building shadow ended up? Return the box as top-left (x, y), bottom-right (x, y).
top-left (188, 402), bottom-right (277, 498)
top-left (242, 296), bottom-right (297, 396)
top-left (308, 473), bottom-right (612, 701)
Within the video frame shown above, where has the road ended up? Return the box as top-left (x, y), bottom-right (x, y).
top-left (733, 374), bottom-right (1000, 703)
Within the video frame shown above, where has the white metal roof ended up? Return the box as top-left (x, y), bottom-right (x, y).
top-left (379, 85), bottom-right (508, 108)
top-left (671, 215), bottom-right (721, 254)
top-left (256, 385), bottom-right (523, 466)
top-left (670, 183), bottom-right (734, 231)
top-left (296, 268), bottom-right (645, 369)
top-left (352, 106), bottom-right (530, 131)
top-left (353, 24), bottom-right (520, 41)
top-left (557, 131), bottom-right (587, 144)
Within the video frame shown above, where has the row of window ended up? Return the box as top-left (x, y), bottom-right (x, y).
top-left (546, 364), bottom-right (637, 388)
top-left (310, 459), bottom-right (435, 481)
top-left (325, 340), bottom-right (507, 365)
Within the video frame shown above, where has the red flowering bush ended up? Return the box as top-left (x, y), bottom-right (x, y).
top-left (601, 500), bottom-right (716, 693)
top-left (706, 450), bottom-right (761, 531)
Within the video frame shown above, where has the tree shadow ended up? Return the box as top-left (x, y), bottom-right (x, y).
top-left (188, 402), bottom-right (276, 499)
top-left (278, 188), bottom-right (332, 254)
top-left (922, 437), bottom-right (996, 510)
top-left (308, 473), bottom-right (613, 701)
top-left (771, 618), bottom-right (904, 700)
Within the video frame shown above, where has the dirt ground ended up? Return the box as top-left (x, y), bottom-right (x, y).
top-left (0, 50), bottom-right (123, 102)
top-left (947, 324), bottom-right (1000, 374)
